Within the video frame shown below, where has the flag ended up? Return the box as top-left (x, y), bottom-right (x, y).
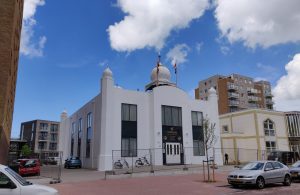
top-left (173, 62), bottom-right (177, 74)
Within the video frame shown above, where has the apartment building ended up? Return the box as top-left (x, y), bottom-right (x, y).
top-left (20, 120), bottom-right (60, 154)
top-left (285, 111), bottom-right (300, 154)
top-left (195, 74), bottom-right (274, 115)
top-left (0, 0), bottom-right (24, 164)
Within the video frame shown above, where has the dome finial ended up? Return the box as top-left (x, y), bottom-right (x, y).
top-left (102, 67), bottom-right (113, 78)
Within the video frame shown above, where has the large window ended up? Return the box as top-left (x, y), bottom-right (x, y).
top-left (121, 104), bottom-right (137, 157)
top-left (266, 141), bottom-right (276, 151)
top-left (192, 111), bottom-right (204, 156)
top-left (71, 122), bottom-right (76, 156)
top-left (162, 106), bottom-right (182, 126)
top-left (86, 113), bottom-right (92, 158)
top-left (264, 119), bottom-right (275, 136)
top-left (78, 118), bottom-right (82, 158)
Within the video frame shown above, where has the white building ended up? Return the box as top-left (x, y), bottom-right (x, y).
top-left (59, 62), bottom-right (222, 171)
top-left (220, 109), bottom-right (290, 164)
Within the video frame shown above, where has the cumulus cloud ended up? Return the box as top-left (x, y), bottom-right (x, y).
top-left (214, 0), bottom-right (300, 48)
top-left (20, 0), bottom-right (46, 57)
top-left (107, 0), bottom-right (209, 52)
top-left (273, 53), bottom-right (300, 110)
top-left (166, 44), bottom-right (190, 65)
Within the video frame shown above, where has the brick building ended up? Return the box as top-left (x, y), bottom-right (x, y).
top-left (195, 74), bottom-right (274, 115)
top-left (0, 0), bottom-right (24, 164)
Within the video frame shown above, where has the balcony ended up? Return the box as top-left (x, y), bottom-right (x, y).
top-left (248, 103), bottom-right (259, 108)
top-left (265, 92), bottom-right (273, 98)
top-left (38, 136), bottom-right (48, 142)
top-left (39, 128), bottom-right (48, 132)
top-left (227, 83), bottom-right (238, 91)
top-left (265, 99), bottom-right (274, 105)
top-left (228, 100), bottom-right (239, 107)
top-left (247, 88), bottom-right (258, 95)
top-left (228, 92), bottom-right (239, 99)
top-left (248, 96), bottom-right (259, 103)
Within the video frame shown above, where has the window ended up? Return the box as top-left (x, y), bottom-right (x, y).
top-left (0, 172), bottom-right (13, 189)
top-left (121, 104), bottom-right (137, 157)
top-left (272, 162), bottom-right (283, 169)
top-left (222, 125), bottom-right (228, 133)
top-left (86, 113), bottom-right (92, 158)
top-left (266, 141), bottom-right (276, 151)
top-left (162, 106), bottom-right (182, 126)
top-left (50, 124), bottom-right (58, 132)
top-left (264, 119), bottom-right (275, 136)
top-left (265, 162), bottom-right (273, 170)
top-left (39, 123), bottom-right (48, 130)
top-left (71, 122), bottom-right (76, 156)
top-left (78, 118), bottom-right (82, 158)
top-left (191, 111), bottom-right (204, 156)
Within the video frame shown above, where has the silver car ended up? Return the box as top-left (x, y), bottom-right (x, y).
top-left (290, 160), bottom-right (300, 180)
top-left (227, 161), bottom-right (291, 189)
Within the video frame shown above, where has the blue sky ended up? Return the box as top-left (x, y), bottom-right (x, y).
top-left (12, 0), bottom-right (300, 138)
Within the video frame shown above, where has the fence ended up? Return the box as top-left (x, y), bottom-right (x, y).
top-left (7, 150), bottom-right (63, 183)
top-left (111, 147), bottom-right (299, 176)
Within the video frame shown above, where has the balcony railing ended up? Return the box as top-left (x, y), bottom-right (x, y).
top-left (39, 128), bottom-right (48, 132)
top-left (248, 96), bottom-right (259, 102)
top-left (265, 92), bottom-right (273, 98)
top-left (247, 88), bottom-right (258, 95)
top-left (227, 83), bottom-right (239, 91)
top-left (38, 136), bottom-right (48, 141)
top-left (265, 99), bottom-right (274, 105)
top-left (228, 92), bottom-right (239, 99)
top-left (248, 103), bottom-right (259, 108)
top-left (228, 100), bottom-right (239, 107)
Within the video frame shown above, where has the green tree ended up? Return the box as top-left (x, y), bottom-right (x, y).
top-left (21, 144), bottom-right (31, 157)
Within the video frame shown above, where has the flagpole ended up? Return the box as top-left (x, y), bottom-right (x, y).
top-left (156, 53), bottom-right (160, 87)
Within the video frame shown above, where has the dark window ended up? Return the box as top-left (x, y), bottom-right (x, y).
top-left (121, 104), bottom-right (137, 157)
top-left (78, 118), bottom-right (82, 158)
top-left (264, 119), bottom-right (275, 136)
top-left (71, 122), bottom-right (76, 156)
top-left (86, 113), bottom-right (92, 158)
top-left (192, 111), bottom-right (204, 156)
top-left (161, 106), bottom-right (182, 126)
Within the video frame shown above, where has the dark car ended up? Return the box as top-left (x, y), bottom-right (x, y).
top-left (64, 157), bottom-right (82, 169)
top-left (267, 151), bottom-right (299, 165)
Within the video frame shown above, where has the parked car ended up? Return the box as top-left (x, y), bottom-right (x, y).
top-left (227, 161), bottom-right (291, 189)
top-left (0, 164), bottom-right (58, 195)
top-left (18, 159), bottom-right (41, 176)
top-left (290, 160), bottom-right (300, 180)
top-left (64, 157), bottom-right (82, 169)
top-left (267, 151), bottom-right (299, 165)
top-left (44, 157), bottom-right (60, 165)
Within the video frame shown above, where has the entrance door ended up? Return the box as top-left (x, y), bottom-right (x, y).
top-left (166, 142), bottom-right (181, 164)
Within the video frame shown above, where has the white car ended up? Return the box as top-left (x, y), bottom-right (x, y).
top-left (0, 164), bottom-right (58, 195)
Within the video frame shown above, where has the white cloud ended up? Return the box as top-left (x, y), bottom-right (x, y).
top-left (273, 53), bottom-right (300, 111)
top-left (214, 0), bottom-right (300, 48)
top-left (20, 0), bottom-right (46, 57)
top-left (220, 45), bottom-right (230, 55)
top-left (107, 0), bottom-right (209, 52)
top-left (98, 60), bottom-right (108, 67)
top-left (166, 44), bottom-right (190, 65)
top-left (195, 42), bottom-right (203, 53)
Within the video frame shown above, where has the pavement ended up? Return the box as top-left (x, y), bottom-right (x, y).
top-left (26, 166), bottom-right (300, 195)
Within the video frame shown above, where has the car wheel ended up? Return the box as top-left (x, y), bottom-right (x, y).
top-left (256, 176), bottom-right (265, 189)
top-left (283, 175), bottom-right (291, 186)
top-left (231, 184), bottom-right (239, 188)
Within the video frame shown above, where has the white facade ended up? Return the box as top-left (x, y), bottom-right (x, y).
top-left (220, 109), bottom-right (289, 163)
top-left (59, 64), bottom-right (222, 171)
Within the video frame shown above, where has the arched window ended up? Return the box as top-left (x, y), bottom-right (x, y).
top-left (264, 119), bottom-right (275, 136)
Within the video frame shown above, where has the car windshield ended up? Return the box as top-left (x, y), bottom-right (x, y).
top-left (241, 162), bottom-right (264, 170)
top-left (292, 161), bottom-right (300, 168)
top-left (5, 167), bottom-right (32, 186)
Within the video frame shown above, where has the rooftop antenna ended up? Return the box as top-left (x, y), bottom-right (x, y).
top-left (156, 52), bottom-right (161, 87)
